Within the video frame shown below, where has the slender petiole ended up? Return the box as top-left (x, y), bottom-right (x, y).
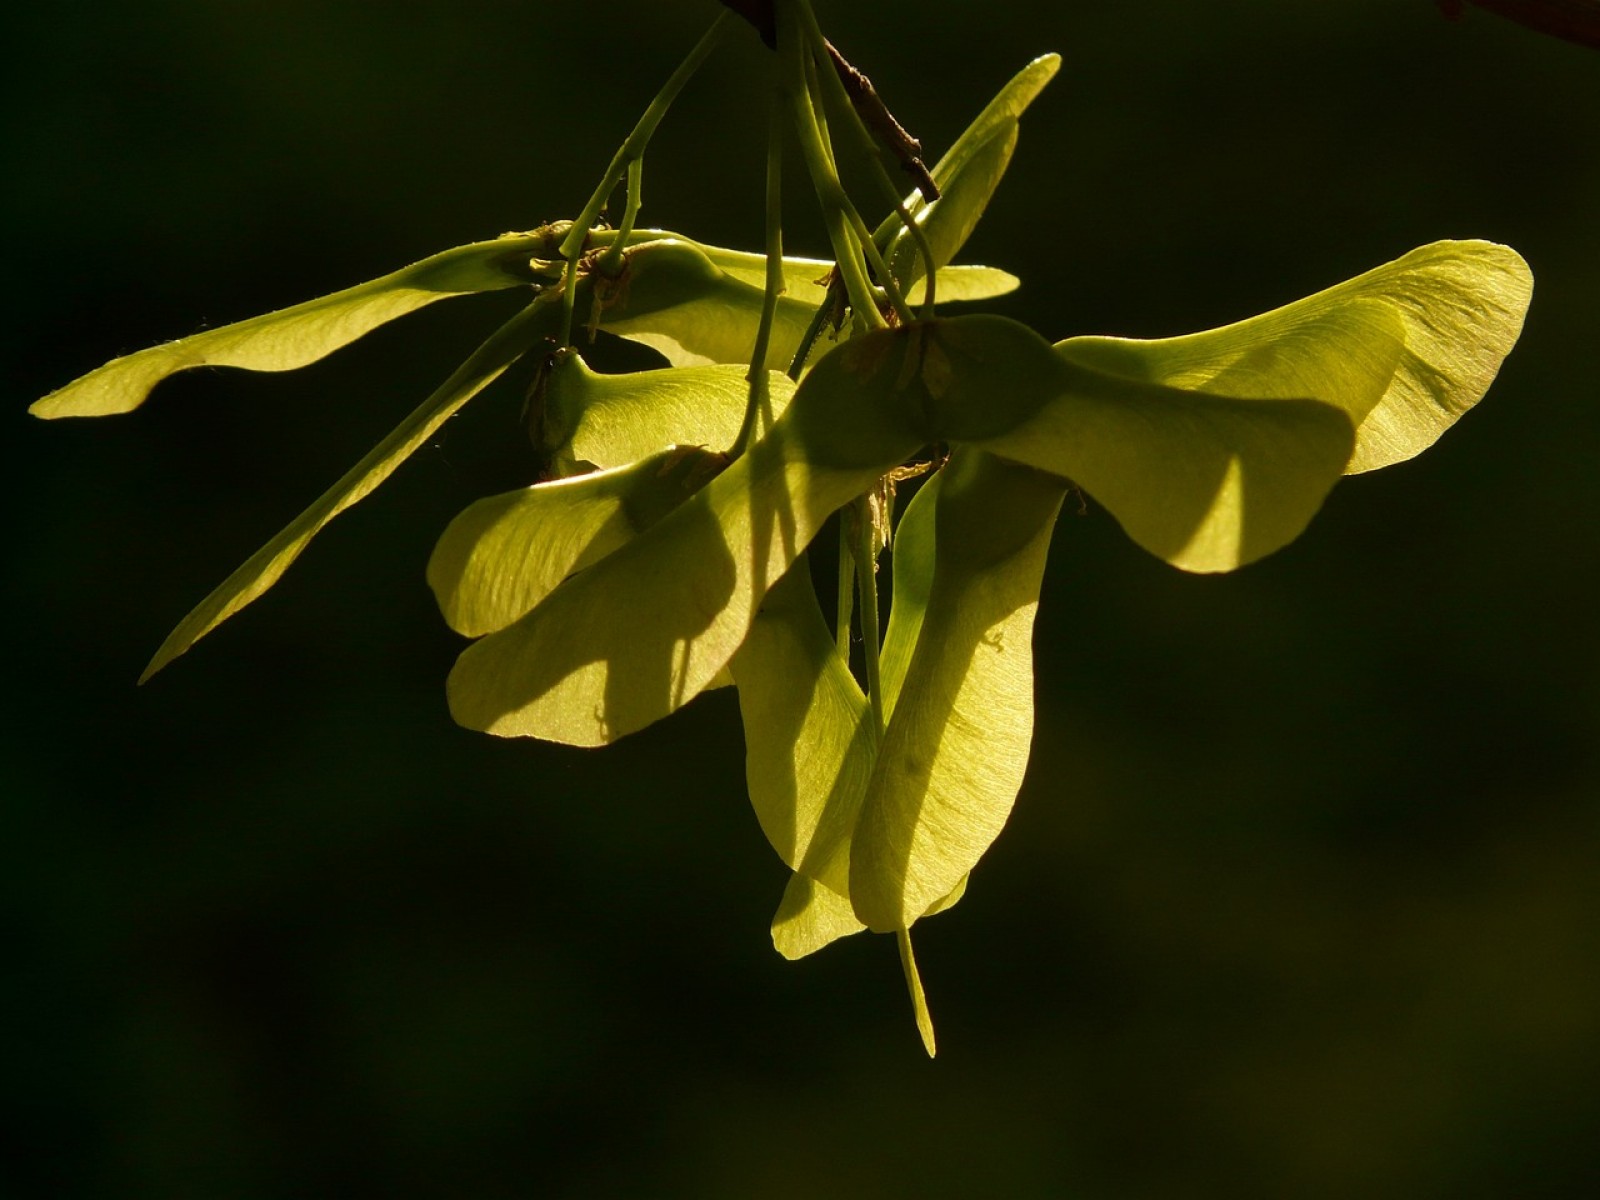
top-left (797, 40), bottom-right (917, 325)
top-left (851, 493), bottom-right (886, 737)
top-left (557, 10), bottom-right (735, 346)
top-left (786, 292), bottom-right (836, 379)
top-left (795, 0), bottom-right (938, 315)
top-left (595, 158), bottom-right (645, 277)
top-left (835, 524), bottom-right (854, 657)
top-left (731, 87), bottom-right (787, 459)
top-left (778, 3), bottom-right (887, 330)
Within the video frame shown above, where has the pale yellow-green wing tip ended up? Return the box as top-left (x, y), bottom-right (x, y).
top-left (771, 874), bottom-right (866, 961)
top-left (31, 233), bottom-right (550, 419)
top-left (898, 928), bottom-right (937, 1059)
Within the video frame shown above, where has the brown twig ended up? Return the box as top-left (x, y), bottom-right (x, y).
top-left (717, 1), bottom-right (940, 202)
top-left (823, 39), bottom-right (941, 203)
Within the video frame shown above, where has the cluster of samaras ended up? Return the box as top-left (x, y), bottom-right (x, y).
top-left (35, 28), bottom-right (1530, 1052)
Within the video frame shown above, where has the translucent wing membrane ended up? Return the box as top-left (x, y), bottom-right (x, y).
top-left (881, 54), bottom-right (1061, 294)
top-left (32, 233), bottom-right (557, 419)
top-left (697, 241), bottom-right (1019, 308)
top-left (429, 448), bottom-right (728, 638)
top-left (601, 240), bottom-right (822, 369)
top-left (140, 298), bottom-right (559, 680)
top-left (772, 873), bottom-right (865, 960)
top-left (731, 560), bottom-right (874, 899)
top-left (850, 450), bottom-right (1064, 931)
top-left (541, 355), bottom-right (796, 471)
top-left (443, 433), bottom-right (907, 747)
top-left (789, 314), bottom-right (1356, 573)
top-left (1057, 240), bottom-right (1533, 474)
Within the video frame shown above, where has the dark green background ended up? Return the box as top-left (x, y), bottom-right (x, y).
top-left (7, 1), bottom-right (1598, 1195)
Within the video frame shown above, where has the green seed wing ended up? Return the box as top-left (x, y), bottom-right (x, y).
top-left (1056, 240), bottom-right (1533, 473)
top-left (881, 54), bottom-right (1061, 296)
top-left (850, 450), bottom-right (1064, 931)
top-left (141, 299), bottom-right (555, 681)
top-left (32, 233), bottom-right (552, 419)
top-left (429, 448), bottom-right (725, 638)
top-left (542, 355), bottom-right (795, 470)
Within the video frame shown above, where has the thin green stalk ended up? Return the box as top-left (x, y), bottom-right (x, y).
top-left (787, 291), bottom-right (837, 378)
top-left (796, 2), bottom-right (935, 316)
top-left (595, 158), bottom-right (645, 276)
top-left (558, 253), bottom-right (582, 350)
top-left (807, 28), bottom-right (836, 170)
top-left (845, 198), bottom-right (914, 326)
top-left (556, 10), bottom-right (734, 345)
top-left (731, 90), bottom-right (787, 459)
top-left (835, 525), bottom-right (854, 656)
top-left (778, 3), bottom-right (886, 330)
top-left (798, 51), bottom-right (916, 326)
top-left (851, 494), bottom-right (886, 737)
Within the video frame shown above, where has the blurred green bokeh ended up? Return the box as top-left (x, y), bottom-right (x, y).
top-left (7, 2), bottom-right (1598, 1196)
